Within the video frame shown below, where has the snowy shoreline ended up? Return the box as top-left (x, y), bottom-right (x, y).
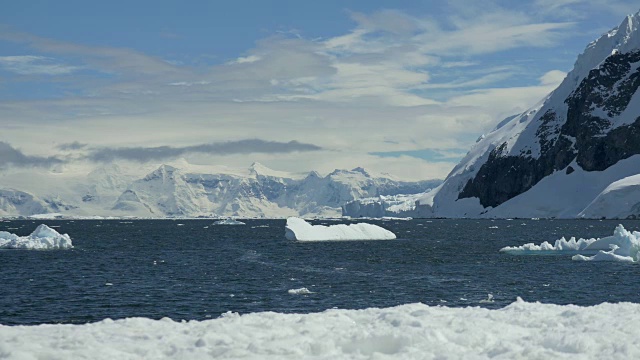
top-left (1, 299), bottom-right (639, 359)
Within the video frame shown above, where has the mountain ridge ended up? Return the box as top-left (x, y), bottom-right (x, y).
top-left (0, 162), bottom-right (441, 218)
top-left (417, 10), bottom-right (640, 219)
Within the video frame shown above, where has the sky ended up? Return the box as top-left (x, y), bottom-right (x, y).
top-left (1, 0), bottom-right (639, 180)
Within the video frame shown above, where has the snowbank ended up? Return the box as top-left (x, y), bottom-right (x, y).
top-left (2, 300), bottom-right (640, 359)
top-left (0, 224), bottom-right (73, 250)
top-left (213, 219), bottom-right (246, 225)
top-left (285, 217), bottom-right (396, 241)
top-left (579, 174), bottom-right (640, 219)
top-left (500, 224), bottom-right (640, 262)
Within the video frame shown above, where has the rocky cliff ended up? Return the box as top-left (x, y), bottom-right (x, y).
top-left (419, 11), bottom-right (640, 218)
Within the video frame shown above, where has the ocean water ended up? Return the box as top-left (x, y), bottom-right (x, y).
top-left (1, 218), bottom-right (639, 325)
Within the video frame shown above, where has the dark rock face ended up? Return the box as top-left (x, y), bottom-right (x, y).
top-left (459, 50), bottom-right (640, 208)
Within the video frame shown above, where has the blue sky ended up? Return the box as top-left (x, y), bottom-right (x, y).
top-left (1, 0), bottom-right (639, 179)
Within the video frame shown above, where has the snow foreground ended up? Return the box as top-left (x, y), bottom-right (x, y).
top-left (2, 300), bottom-right (640, 359)
top-left (500, 224), bottom-right (640, 262)
top-left (284, 217), bottom-right (396, 241)
top-left (0, 224), bottom-right (73, 250)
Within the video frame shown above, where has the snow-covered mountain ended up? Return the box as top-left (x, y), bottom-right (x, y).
top-left (0, 162), bottom-right (440, 218)
top-left (0, 189), bottom-right (49, 216)
top-left (416, 10), bottom-right (640, 219)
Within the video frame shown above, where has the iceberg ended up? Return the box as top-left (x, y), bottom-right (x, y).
top-left (213, 219), bottom-right (246, 225)
top-left (0, 224), bottom-right (73, 250)
top-left (500, 224), bottom-right (640, 262)
top-left (500, 237), bottom-right (596, 254)
top-left (2, 300), bottom-right (640, 359)
top-left (285, 217), bottom-right (396, 241)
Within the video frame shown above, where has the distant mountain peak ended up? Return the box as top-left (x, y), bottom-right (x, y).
top-left (249, 161), bottom-right (270, 173)
top-left (248, 162), bottom-right (297, 179)
top-left (143, 164), bottom-right (179, 182)
top-left (351, 167), bottom-right (370, 176)
top-left (306, 170), bottom-right (322, 179)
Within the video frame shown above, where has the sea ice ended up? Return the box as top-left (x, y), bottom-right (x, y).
top-left (0, 224), bottom-right (73, 250)
top-left (2, 299), bottom-right (640, 359)
top-left (500, 224), bottom-right (640, 262)
top-left (284, 217), bottom-right (396, 241)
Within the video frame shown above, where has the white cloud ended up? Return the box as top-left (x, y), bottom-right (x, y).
top-left (229, 55), bottom-right (262, 64)
top-left (0, 55), bottom-right (79, 75)
top-left (534, 0), bottom-right (639, 18)
top-left (0, 4), bottom-right (615, 180)
top-left (0, 30), bottom-right (186, 78)
top-left (539, 70), bottom-right (568, 86)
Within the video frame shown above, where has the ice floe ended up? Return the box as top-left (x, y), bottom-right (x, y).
top-left (2, 299), bottom-right (640, 359)
top-left (284, 217), bottom-right (396, 241)
top-left (213, 219), bottom-right (246, 225)
top-left (288, 287), bottom-right (313, 295)
top-left (0, 224), bottom-right (73, 250)
top-left (500, 224), bottom-right (640, 262)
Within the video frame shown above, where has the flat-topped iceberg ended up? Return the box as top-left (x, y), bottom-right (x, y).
top-left (500, 224), bottom-right (640, 262)
top-left (213, 219), bottom-right (246, 225)
top-left (0, 224), bottom-right (73, 250)
top-left (285, 217), bottom-right (396, 241)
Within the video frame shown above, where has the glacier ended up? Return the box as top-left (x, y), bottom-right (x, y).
top-left (0, 224), bottom-right (73, 250)
top-left (284, 217), bottom-right (396, 241)
top-left (341, 192), bottom-right (429, 218)
top-left (2, 300), bottom-right (640, 359)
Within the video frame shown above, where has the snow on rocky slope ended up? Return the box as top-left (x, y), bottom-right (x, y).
top-left (415, 10), bottom-right (640, 219)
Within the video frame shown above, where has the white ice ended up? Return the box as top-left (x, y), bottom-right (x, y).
top-left (213, 219), bottom-right (246, 225)
top-left (3, 299), bottom-right (640, 359)
top-left (288, 287), bottom-right (313, 295)
top-left (500, 224), bottom-right (640, 262)
top-left (285, 217), bottom-right (396, 241)
top-left (0, 224), bottom-right (73, 250)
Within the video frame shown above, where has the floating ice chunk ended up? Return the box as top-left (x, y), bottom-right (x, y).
top-left (288, 287), bottom-right (313, 295)
top-left (479, 294), bottom-right (495, 303)
top-left (213, 219), bottom-right (246, 225)
top-left (500, 237), bottom-right (596, 254)
top-left (284, 217), bottom-right (396, 241)
top-left (501, 225), bottom-right (640, 262)
top-left (572, 247), bottom-right (636, 262)
top-left (0, 224), bottom-right (73, 250)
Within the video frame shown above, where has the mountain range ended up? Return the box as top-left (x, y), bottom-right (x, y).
top-left (3, 11), bottom-right (640, 220)
top-left (0, 161), bottom-right (440, 218)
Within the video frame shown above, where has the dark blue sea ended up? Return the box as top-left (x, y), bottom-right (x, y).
top-left (1, 219), bottom-right (639, 325)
